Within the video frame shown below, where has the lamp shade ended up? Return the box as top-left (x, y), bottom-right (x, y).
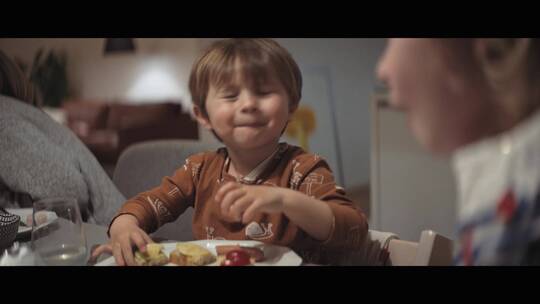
top-left (104, 38), bottom-right (136, 54)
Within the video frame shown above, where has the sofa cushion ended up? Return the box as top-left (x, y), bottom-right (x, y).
top-left (63, 100), bottom-right (110, 130)
top-left (106, 102), bottom-right (181, 130)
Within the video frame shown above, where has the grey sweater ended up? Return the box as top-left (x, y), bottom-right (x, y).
top-left (0, 95), bottom-right (125, 225)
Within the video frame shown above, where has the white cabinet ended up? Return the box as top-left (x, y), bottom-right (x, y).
top-left (370, 94), bottom-right (457, 241)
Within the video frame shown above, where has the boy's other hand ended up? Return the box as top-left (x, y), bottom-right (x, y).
top-left (215, 181), bottom-right (287, 224)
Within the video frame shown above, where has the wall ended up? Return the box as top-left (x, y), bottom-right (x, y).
top-left (0, 38), bottom-right (199, 111)
top-left (276, 39), bottom-right (386, 188)
top-left (372, 102), bottom-right (457, 241)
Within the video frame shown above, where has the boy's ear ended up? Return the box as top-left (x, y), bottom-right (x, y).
top-left (193, 105), bottom-right (213, 131)
top-left (474, 38), bottom-right (531, 86)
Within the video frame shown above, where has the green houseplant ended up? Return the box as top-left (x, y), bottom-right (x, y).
top-left (25, 48), bottom-right (69, 108)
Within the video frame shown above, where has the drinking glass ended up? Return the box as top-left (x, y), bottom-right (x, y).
top-left (31, 197), bottom-right (87, 266)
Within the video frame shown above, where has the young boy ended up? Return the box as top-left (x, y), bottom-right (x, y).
top-left (93, 38), bottom-right (368, 266)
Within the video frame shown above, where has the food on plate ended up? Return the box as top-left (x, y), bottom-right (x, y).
top-left (128, 242), bottom-right (268, 266)
top-left (169, 243), bottom-right (216, 266)
top-left (134, 243), bottom-right (169, 266)
top-left (216, 245), bottom-right (265, 262)
top-left (220, 249), bottom-right (253, 266)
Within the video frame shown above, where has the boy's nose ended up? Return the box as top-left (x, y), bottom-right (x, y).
top-left (239, 94), bottom-right (258, 113)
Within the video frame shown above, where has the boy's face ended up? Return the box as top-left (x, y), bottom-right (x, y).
top-left (376, 38), bottom-right (493, 155)
top-left (195, 74), bottom-right (293, 151)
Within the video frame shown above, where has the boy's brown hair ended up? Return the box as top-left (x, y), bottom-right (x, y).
top-left (189, 38), bottom-right (302, 117)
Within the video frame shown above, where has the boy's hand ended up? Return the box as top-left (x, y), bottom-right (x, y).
top-left (89, 214), bottom-right (153, 266)
top-left (215, 181), bottom-right (288, 224)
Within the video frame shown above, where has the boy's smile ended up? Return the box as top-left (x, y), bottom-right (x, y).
top-left (236, 122), bottom-right (266, 127)
top-left (234, 119), bottom-right (267, 128)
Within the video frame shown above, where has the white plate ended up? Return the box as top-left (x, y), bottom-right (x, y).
top-left (5, 208), bottom-right (57, 236)
top-left (96, 239), bottom-right (303, 266)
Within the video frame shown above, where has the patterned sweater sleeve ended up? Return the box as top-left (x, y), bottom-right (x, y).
top-left (290, 154), bottom-right (369, 250)
top-left (109, 153), bottom-right (205, 233)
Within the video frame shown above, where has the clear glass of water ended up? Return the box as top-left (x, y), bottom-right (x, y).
top-left (31, 197), bottom-right (87, 266)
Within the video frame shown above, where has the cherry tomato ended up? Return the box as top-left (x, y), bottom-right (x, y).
top-left (222, 249), bottom-right (251, 266)
top-left (221, 259), bottom-right (234, 266)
